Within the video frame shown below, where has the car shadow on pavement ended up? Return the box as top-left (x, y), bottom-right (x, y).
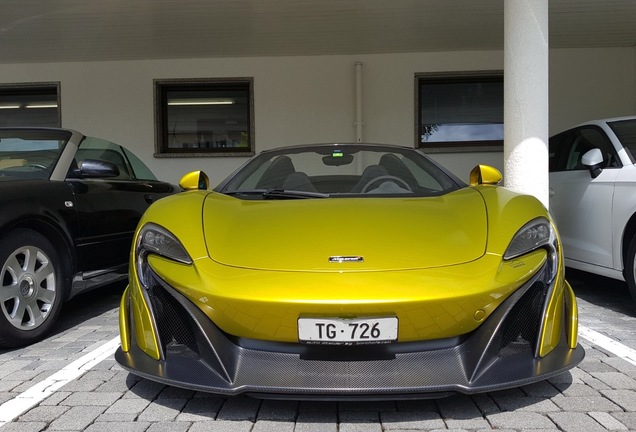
top-left (0, 281), bottom-right (125, 355)
top-left (51, 280), bottom-right (127, 335)
top-left (566, 268), bottom-right (636, 317)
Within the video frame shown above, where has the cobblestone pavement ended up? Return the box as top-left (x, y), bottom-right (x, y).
top-left (1, 271), bottom-right (635, 432)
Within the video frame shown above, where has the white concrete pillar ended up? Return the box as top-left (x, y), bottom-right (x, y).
top-left (503, 0), bottom-right (550, 208)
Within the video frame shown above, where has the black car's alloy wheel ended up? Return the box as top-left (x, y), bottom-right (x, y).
top-left (0, 229), bottom-right (65, 347)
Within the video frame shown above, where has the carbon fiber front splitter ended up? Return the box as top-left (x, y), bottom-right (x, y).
top-left (115, 339), bottom-right (584, 400)
top-left (115, 270), bottom-right (585, 400)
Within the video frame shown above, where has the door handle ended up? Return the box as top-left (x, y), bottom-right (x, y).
top-left (549, 188), bottom-right (555, 197)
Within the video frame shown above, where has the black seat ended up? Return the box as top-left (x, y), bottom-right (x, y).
top-left (256, 156), bottom-right (295, 189)
top-left (350, 165), bottom-right (388, 193)
top-left (282, 172), bottom-right (317, 192)
top-left (379, 153), bottom-right (418, 189)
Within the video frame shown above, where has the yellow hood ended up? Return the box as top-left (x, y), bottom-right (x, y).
top-left (203, 188), bottom-right (487, 271)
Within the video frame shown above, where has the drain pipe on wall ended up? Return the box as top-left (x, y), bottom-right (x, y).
top-left (355, 61), bottom-right (363, 143)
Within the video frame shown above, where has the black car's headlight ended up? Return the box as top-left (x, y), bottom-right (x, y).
top-left (503, 217), bottom-right (559, 283)
top-left (135, 223), bottom-right (192, 289)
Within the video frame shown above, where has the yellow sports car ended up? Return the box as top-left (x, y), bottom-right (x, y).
top-left (115, 143), bottom-right (584, 399)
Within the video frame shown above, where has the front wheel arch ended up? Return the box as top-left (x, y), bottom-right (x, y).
top-left (623, 229), bottom-right (636, 303)
top-left (622, 213), bottom-right (636, 271)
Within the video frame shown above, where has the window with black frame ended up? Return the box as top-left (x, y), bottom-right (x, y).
top-left (154, 78), bottom-right (254, 157)
top-left (0, 84), bottom-right (60, 128)
top-left (417, 73), bottom-right (503, 149)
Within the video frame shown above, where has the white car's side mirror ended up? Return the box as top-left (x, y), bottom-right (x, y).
top-left (581, 148), bottom-right (604, 178)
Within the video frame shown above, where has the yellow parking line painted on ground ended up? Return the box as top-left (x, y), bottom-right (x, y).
top-left (579, 325), bottom-right (636, 366)
top-left (0, 337), bottom-right (120, 427)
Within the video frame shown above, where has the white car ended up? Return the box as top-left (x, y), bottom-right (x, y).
top-left (549, 116), bottom-right (636, 301)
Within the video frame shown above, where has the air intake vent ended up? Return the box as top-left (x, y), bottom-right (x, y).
top-left (498, 281), bottom-right (547, 358)
top-left (147, 280), bottom-right (199, 357)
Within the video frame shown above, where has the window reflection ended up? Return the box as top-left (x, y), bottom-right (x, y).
top-left (0, 84), bottom-right (60, 128)
top-left (155, 79), bottom-right (254, 157)
top-left (418, 74), bottom-right (503, 147)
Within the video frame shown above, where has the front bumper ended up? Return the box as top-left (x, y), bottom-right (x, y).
top-left (115, 265), bottom-right (584, 399)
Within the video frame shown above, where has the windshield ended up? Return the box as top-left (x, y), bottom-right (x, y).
top-left (217, 144), bottom-right (463, 198)
top-left (609, 119), bottom-right (636, 161)
top-left (0, 129), bottom-right (71, 179)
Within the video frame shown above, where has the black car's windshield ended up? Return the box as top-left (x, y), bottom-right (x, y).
top-left (609, 119), bottom-right (636, 161)
top-left (0, 129), bottom-right (71, 179)
top-left (217, 144), bottom-right (463, 199)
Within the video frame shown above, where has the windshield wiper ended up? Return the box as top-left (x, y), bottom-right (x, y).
top-left (263, 188), bottom-right (328, 199)
top-left (224, 188), bottom-right (328, 199)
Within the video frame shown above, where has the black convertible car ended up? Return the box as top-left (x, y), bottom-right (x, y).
top-left (0, 128), bottom-right (175, 347)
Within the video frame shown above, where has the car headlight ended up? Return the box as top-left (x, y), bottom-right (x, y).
top-left (503, 217), bottom-right (558, 283)
top-left (135, 223), bottom-right (192, 289)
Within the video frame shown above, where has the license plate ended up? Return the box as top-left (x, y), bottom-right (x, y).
top-left (298, 317), bottom-right (398, 345)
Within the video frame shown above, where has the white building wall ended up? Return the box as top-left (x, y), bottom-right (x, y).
top-left (1, 48), bottom-right (634, 186)
top-left (549, 48), bottom-right (636, 134)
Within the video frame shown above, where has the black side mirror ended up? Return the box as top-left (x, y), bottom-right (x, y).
top-left (78, 159), bottom-right (120, 178)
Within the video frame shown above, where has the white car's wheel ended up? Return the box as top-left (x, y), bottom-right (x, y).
top-left (0, 229), bottom-right (66, 347)
top-left (625, 235), bottom-right (636, 303)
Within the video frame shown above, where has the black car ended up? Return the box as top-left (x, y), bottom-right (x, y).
top-left (0, 128), bottom-right (176, 347)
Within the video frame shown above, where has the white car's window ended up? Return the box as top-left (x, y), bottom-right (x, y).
top-left (609, 119), bottom-right (636, 163)
top-left (550, 126), bottom-right (619, 172)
